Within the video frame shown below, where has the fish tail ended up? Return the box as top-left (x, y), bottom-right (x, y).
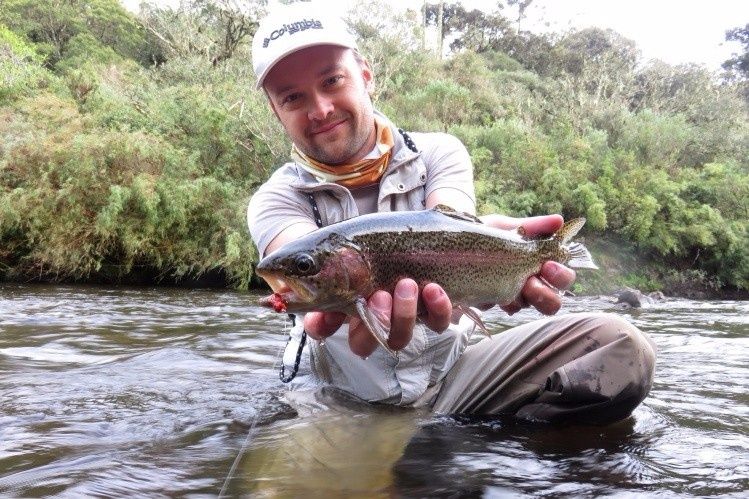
top-left (555, 217), bottom-right (587, 244)
top-left (567, 242), bottom-right (599, 269)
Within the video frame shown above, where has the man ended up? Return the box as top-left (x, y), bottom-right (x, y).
top-left (248, 4), bottom-right (655, 423)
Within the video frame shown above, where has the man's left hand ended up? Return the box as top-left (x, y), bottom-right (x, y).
top-left (481, 213), bottom-right (577, 315)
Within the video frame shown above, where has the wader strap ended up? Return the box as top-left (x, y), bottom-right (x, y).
top-left (398, 129), bottom-right (419, 153)
top-left (279, 313), bottom-right (307, 383)
top-left (279, 128), bottom-right (417, 383)
top-left (279, 194), bottom-right (322, 383)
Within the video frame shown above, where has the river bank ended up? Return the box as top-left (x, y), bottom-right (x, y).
top-left (578, 237), bottom-right (749, 300)
top-left (2, 236), bottom-right (745, 301)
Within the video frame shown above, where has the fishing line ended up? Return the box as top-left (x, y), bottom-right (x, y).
top-left (218, 319), bottom-right (289, 498)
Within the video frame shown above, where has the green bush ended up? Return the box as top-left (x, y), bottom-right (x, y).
top-left (0, 25), bottom-right (49, 103)
top-left (0, 1), bottom-right (747, 292)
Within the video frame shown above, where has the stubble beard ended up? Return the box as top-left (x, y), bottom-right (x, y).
top-left (300, 104), bottom-right (375, 166)
top-left (302, 119), bottom-right (371, 166)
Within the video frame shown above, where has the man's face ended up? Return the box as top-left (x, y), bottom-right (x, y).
top-left (263, 45), bottom-right (376, 165)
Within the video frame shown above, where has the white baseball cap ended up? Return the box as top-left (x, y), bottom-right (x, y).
top-left (251, 3), bottom-right (359, 89)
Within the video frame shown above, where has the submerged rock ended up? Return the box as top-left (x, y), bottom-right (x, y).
top-left (648, 291), bottom-right (666, 301)
top-left (228, 393), bottom-right (298, 432)
top-left (613, 288), bottom-right (655, 308)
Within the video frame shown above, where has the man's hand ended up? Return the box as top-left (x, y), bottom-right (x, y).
top-left (480, 213), bottom-right (577, 315)
top-left (304, 279), bottom-right (453, 358)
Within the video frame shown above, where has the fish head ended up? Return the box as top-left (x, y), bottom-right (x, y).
top-left (256, 233), bottom-right (371, 313)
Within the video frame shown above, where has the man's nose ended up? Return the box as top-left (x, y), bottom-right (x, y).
top-left (307, 92), bottom-right (334, 121)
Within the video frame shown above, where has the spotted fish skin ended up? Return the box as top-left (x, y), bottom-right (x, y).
top-left (255, 206), bottom-right (597, 354)
top-left (355, 222), bottom-right (537, 308)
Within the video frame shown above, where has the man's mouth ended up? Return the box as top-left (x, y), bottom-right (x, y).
top-left (310, 118), bottom-right (346, 136)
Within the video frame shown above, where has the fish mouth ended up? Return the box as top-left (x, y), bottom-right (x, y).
top-left (256, 270), bottom-right (316, 308)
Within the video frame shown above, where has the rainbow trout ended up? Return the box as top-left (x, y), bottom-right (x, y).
top-left (256, 205), bottom-right (597, 355)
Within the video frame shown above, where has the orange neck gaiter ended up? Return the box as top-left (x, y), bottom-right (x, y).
top-left (291, 117), bottom-right (394, 189)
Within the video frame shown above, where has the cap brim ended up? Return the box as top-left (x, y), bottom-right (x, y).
top-left (255, 41), bottom-right (357, 90)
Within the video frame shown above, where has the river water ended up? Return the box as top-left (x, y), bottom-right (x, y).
top-left (0, 284), bottom-right (746, 497)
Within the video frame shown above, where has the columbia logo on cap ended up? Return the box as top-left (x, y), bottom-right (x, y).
top-left (252, 5), bottom-right (358, 89)
top-left (262, 19), bottom-right (324, 48)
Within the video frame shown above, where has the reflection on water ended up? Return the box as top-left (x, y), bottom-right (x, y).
top-left (0, 284), bottom-right (747, 496)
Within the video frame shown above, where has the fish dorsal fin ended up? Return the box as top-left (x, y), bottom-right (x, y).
top-left (321, 232), bottom-right (361, 252)
top-left (554, 217), bottom-right (587, 244)
top-left (433, 204), bottom-right (483, 224)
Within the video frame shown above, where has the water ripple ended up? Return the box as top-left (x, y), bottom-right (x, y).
top-left (0, 284), bottom-right (747, 496)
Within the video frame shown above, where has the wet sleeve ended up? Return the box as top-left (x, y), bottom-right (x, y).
top-left (247, 181), bottom-right (315, 257)
top-left (420, 133), bottom-right (476, 207)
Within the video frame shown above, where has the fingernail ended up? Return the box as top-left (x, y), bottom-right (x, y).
top-left (370, 291), bottom-right (391, 309)
top-left (423, 284), bottom-right (444, 301)
top-left (395, 281), bottom-right (418, 300)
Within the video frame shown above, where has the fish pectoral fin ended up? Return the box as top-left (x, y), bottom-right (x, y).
top-left (433, 204), bottom-right (483, 224)
top-left (355, 298), bottom-right (397, 357)
top-left (456, 305), bottom-right (492, 338)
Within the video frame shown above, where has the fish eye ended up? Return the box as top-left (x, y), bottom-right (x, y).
top-left (294, 254), bottom-right (317, 275)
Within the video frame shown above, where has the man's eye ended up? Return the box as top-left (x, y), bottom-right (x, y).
top-left (282, 93), bottom-right (301, 106)
top-left (324, 75), bottom-right (343, 87)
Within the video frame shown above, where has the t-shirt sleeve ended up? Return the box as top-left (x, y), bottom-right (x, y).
top-left (419, 133), bottom-right (476, 207)
top-left (247, 180), bottom-right (315, 257)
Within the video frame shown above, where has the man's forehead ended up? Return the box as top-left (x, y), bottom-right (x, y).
top-left (264, 45), bottom-right (357, 91)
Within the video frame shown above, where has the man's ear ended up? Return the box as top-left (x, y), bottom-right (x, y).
top-left (360, 58), bottom-right (375, 95)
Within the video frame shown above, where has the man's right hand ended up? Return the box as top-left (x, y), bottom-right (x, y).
top-left (304, 279), bottom-right (453, 358)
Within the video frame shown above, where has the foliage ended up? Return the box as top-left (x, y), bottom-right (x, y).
top-left (0, 0), bottom-right (153, 67)
top-left (0, 24), bottom-right (49, 103)
top-left (138, 0), bottom-right (262, 66)
top-left (0, 94), bottom-right (257, 287)
top-left (0, 0), bottom-right (747, 293)
top-left (723, 23), bottom-right (749, 81)
top-left (346, 0), bottom-right (423, 100)
top-left (722, 23), bottom-right (749, 104)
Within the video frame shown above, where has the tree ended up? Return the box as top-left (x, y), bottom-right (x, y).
top-left (424, 3), bottom-right (514, 54)
top-left (423, 1), bottom-right (553, 75)
top-left (723, 23), bottom-right (749, 103)
top-left (345, 1), bottom-right (423, 100)
top-left (0, 0), bottom-right (151, 67)
top-left (138, 0), bottom-right (262, 66)
top-left (506, 0), bottom-right (533, 32)
top-left (0, 0), bottom-right (82, 64)
top-left (550, 28), bottom-right (638, 105)
top-left (723, 23), bottom-right (749, 81)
